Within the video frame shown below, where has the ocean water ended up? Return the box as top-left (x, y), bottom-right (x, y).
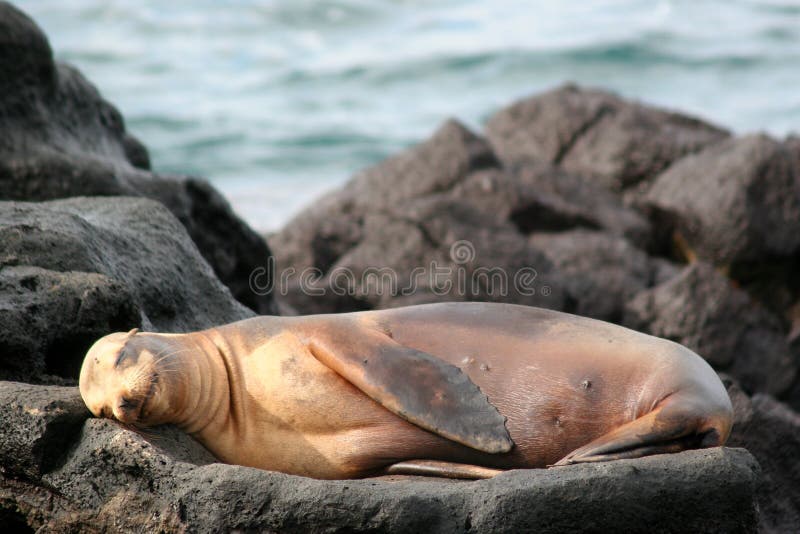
top-left (18, 0), bottom-right (800, 232)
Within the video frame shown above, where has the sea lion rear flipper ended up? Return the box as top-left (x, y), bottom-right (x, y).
top-left (551, 393), bottom-right (717, 466)
top-left (304, 324), bottom-right (513, 454)
top-left (385, 460), bottom-right (504, 479)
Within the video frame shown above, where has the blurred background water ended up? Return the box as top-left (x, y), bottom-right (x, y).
top-left (17, 0), bottom-right (800, 232)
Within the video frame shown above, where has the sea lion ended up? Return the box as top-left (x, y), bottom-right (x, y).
top-left (79, 302), bottom-right (733, 480)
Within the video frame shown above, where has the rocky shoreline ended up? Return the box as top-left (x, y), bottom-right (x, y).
top-left (1, 2), bottom-right (798, 532)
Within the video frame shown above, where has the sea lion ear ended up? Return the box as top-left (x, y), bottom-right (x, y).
top-left (126, 328), bottom-right (139, 337)
top-left (304, 324), bottom-right (513, 454)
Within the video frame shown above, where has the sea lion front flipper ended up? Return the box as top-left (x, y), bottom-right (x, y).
top-left (303, 324), bottom-right (513, 454)
top-left (385, 460), bottom-right (504, 479)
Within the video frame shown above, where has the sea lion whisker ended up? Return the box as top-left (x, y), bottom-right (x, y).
top-left (118, 420), bottom-right (157, 439)
top-left (149, 347), bottom-right (196, 366)
top-left (151, 343), bottom-right (187, 361)
top-left (133, 427), bottom-right (157, 439)
top-left (124, 349), bottom-right (192, 385)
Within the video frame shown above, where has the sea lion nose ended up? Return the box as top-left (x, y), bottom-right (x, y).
top-left (112, 397), bottom-right (139, 423)
top-left (99, 403), bottom-right (119, 420)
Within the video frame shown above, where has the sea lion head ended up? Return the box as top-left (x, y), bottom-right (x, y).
top-left (79, 329), bottom-right (187, 427)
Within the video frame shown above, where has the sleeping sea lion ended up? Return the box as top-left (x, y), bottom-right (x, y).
top-left (79, 303), bottom-right (733, 479)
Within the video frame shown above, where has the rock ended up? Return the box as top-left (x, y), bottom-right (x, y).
top-left (0, 382), bottom-right (212, 532)
top-left (345, 118), bottom-right (500, 211)
top-left (725, 378), bottom-right (800, 533)
top-left (624, 262), bottom-right (796, 398)
top-left (646, 134), bottom-right (800, 320)
top-left (644, 135), bottom-right (800, 266)
top-left (272, 119), bottom-right (658, 314)
top-left (452, 164), bottom-right (652, 247)
top-left (280, 196), bottom-right (566, 314)
top-left (0, 266), bottom-right (140, 381)
top-left (725, 254), bottom-right (800, 324)
top-left (0, 381), bottom-right (761, 533)
top-left (272, 119), bottom-right (499, 274)
top-left (529, 230), bottom-right (656, 322)
top-left (0, 382), bottom-right (89, 480)
top-left (0, 1), bottom-right (276, 315)
top-left (0, 197), bottom-right (253, 382)
top-left (273, 121), bottom-right (573, 314)
top-left (787, 317), bottom-right (800, 410)
top-left (485, 84), bottom-right (728, 190)
top-left (173, 449), bottom-right (759, 534)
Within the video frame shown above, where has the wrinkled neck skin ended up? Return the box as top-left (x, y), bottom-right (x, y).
top-left (153, 331), bottom-right (236, 440)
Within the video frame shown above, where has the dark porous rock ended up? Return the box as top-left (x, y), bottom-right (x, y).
top-left (644, 135), bottom-right (800, 267)
top-left (624, 262), bottom-right (796, 398)
top-left (272, 119), bottom-right (660, 314)
top-left (0, 197), bottom-right (253, 382)
top-left (345, 118), bottom-right (500, 212)
top-left (452, 164), bottom-right (652, 247)
top-left (725, 378), bottom-right (800, 533)
top-left (272, 119), bottom-right (500, 274)
top-left (173, 448), bottom-right (758, 534)
top-left (787, 324), bottom-right (800, 410)
top-left (273, 121), bottom-right (573, 314)
top-left (0, 380), bottom-right (761, 533)
top-left (0, 1), bottom-right (275, 315)
top-left (0, 266), bottom-right (140, 381)
top-left (0, 382), bottom-right (89, 480)
top-left (0, 382), bottom-right (212, 532)
top-left (725, 253), bottom-right (800, 324)
top-left (529, 230), bottom-right (656, 322)
top-left (485, 84), bottom-right (729, 191)
top-left (280, 196), bottom-right (566, 314)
